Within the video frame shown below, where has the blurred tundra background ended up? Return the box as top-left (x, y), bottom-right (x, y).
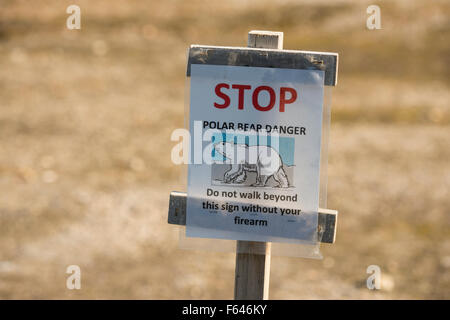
top-left (0, 0), bottom-right (449, 299)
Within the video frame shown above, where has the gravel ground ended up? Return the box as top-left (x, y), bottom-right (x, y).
top-left (0, 0), bottom-right (448, 299)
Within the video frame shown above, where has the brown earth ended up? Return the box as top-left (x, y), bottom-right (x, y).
top-left (0, 0), bottom-right (449, 299)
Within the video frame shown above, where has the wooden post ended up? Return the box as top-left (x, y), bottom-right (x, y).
top-left (234, 31), bottom-right (283, 300)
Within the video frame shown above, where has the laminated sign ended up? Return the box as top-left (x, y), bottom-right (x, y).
top-left (186, 64), bottom-right (325, 244)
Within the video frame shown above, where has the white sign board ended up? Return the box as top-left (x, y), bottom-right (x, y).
top-left (186, 64), bottom-right (324, 243)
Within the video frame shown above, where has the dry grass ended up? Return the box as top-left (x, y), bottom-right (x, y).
top-left (0, 0), bottom-right (449, 299)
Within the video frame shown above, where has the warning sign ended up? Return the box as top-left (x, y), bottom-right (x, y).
top-left (186, 64), bottom-right (325, 243)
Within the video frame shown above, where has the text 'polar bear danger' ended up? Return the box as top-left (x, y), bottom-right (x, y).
top-left (203, 121), bottom-right (307, 135)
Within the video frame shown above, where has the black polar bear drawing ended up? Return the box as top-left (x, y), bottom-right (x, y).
top-left (214, 141), bottom-right (290, 188)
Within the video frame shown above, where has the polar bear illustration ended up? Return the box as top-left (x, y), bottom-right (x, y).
top-left (214, 141), bottom-right (289, 188)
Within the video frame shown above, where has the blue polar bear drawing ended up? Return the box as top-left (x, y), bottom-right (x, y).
top-left (214, 141), bottom-right (290, 188)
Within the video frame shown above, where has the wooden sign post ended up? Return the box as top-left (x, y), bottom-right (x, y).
top-left (168, 31), bottom-right (338, 300)
top-left (234, 31), bottom-right (282, 300)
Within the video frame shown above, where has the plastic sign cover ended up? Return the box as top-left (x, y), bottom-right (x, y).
top-left (186, 64), bottom-right (324, 244)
